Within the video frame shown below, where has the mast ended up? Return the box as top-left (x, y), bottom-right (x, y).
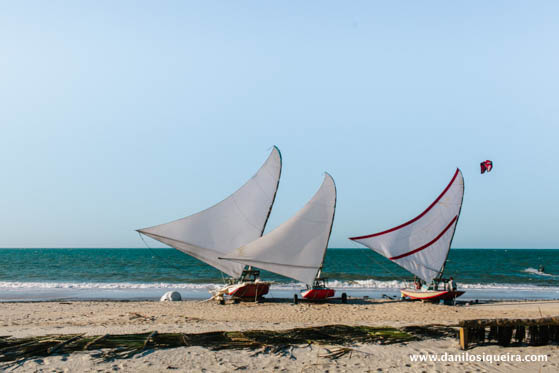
top-left (317, 172), bottom-right (337, 279)
top-left (437, 168), bottom-right (465, 279)
top-left (245, 146), bottom-right (282, 275)
top-left (260, 146), bottom-right (282, 237)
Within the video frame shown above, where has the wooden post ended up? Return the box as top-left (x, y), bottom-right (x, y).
top-left (515, 326), bottom-right (525, 344)
top-left (540, 326), bottom-right (550, 345)
top-left (459, 327), bottom-right (469, 350)
top-left (474, 327), bottom-right (486, 343)
top-left (497, 326), bottom-right (513, 346)
top-left (552, 326), bottom-right (559, 342)
top-left (529, 326), bottom-right (539, 345)
top-left (488, 326), bottom-right (497, 342)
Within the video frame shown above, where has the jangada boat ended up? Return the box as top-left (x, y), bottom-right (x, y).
top-left (300, 278), bottom-right (335, 300)
top-left (350, 169), bottom-right (465, 303)
top-left (221, 173), bottom-right (337, 301)
top-left (137, 147), bottom-right (282, 300)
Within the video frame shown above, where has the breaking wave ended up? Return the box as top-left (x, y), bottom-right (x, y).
top-left (1, 280), bottom-right (559, 292)
top-left (0, 282), bottom-right (220, 290)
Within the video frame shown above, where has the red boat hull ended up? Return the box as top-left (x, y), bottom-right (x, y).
top-left (401, 289), bottom-right (465, 302)
top-left (227, 282), bottom-right (270, 299)
top-left (301, 288), bottom-right (335, 300)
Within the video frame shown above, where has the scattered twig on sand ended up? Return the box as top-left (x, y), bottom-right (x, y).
top-left (127, 312), bottom-right (155, 322)
top-left (319, 347), bottom-right (353, 360)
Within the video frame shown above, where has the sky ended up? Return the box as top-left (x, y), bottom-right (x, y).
top-left (1, 1), bottom-right (558, 249)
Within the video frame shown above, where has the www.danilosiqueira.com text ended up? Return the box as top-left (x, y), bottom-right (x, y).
top-left (409, 352), bottom-right (548, 364)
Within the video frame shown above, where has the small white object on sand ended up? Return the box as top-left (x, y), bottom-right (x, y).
top-left (160, 291), bottom-right (182, 302)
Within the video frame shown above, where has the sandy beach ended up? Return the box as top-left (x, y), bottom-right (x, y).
top-left (1, 299), bottom-right (558, 372)
top-left (4, 0), bottom-right (559, 371)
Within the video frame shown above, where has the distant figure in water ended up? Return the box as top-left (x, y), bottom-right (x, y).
top-left (538, 265), bottom-right (545, 273)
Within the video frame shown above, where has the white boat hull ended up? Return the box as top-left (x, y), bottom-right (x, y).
top-left (401, 288), bottom-right (465, 301)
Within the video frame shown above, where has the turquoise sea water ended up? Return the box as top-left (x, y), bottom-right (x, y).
top-left (1, 248), bottom-right (558, 301)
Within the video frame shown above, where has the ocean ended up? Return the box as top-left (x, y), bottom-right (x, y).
top-left (1, 248), bottom-right (558, 301)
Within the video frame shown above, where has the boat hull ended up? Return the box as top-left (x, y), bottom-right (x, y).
top-left (301, 288), bottom-right (335, 300)
top-left (401, 288), bottom-right (465, 301)
top-left (226, 282), bottom-right (270, 299)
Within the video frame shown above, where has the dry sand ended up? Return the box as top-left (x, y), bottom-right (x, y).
top-left (1, 299), bottom-right (558, 372)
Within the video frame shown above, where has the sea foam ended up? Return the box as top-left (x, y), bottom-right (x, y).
top-left (1, 280), bottom-right (558, 292)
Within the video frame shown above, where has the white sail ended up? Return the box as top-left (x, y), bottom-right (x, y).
top-left (350, 169), bottom-right (464, 283)
top-left (221, 173), bottom-right (337, 286)
top-left (137, 147), bottom-right (282, 278)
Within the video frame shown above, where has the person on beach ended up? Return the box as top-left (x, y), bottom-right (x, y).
top-left (449, 277), bottom-right (456, 291)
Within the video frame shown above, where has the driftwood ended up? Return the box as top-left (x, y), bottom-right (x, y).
top-left (0, 325), bottom-right (422, 365)
top-left (458, 316), bottom-right (559, 350)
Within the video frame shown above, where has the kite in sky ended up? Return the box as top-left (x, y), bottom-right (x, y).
top-left (480, 160), bottom-right (493, 174)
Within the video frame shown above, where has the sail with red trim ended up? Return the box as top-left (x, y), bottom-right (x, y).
top-left (349, 169), bottom-right (464, 283)
top-left (480, 160), bottom-right (493, 174)
top-left (137, 147), bottom-right (282, 278)
top-left (221, 173), bottom-right (336, 286)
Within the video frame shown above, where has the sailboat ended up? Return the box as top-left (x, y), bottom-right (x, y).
top-left (349, 169), bottom-right (465, 302)
top-left (221, 173), bottom-right (337, 301)
top-left (137, 146), bottom-right (282, 299)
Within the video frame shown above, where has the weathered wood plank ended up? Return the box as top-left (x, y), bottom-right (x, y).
top-left (459, 328), bottom-right (469, 350)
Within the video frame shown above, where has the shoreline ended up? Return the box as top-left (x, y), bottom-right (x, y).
top-left (2, 296), bottom-right (559, 303)
top-left (1, 283), bottom-right (559, 303)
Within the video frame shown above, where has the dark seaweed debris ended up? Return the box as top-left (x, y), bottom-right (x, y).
top-left (0, 324), bottom-right (433, 365)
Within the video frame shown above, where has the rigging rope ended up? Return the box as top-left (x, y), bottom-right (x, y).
top-left (138, 232), bottom-right (189, 274)
top-left (350, 241), bottom-right (413, 286)
top-left (138, 232), bottom-right (228, 286)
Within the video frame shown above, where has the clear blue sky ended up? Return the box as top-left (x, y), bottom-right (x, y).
top-left (1, 1), bottom-right (557, 248)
